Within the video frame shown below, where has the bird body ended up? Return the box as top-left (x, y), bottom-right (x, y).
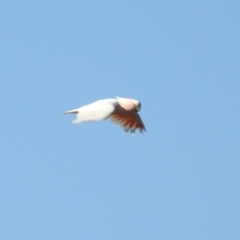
top-left (63, 97), bottom-right (146, 133)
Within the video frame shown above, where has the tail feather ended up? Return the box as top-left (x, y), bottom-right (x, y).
top-left (63, 109), bottom-right (79, 114)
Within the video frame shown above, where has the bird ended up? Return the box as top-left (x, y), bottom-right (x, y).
top-left (63, 97), bottom-right (146, 133)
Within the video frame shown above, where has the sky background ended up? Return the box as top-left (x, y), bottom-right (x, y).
top-left (1, 1), bottom-right (240, 239)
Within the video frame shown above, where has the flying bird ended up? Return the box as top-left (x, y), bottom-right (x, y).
top-left (63, 97), bottom-right (146, 133)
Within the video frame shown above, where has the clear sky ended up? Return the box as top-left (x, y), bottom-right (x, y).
top-left (1, 1), bottom-right (240, 239)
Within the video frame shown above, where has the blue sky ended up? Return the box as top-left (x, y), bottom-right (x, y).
top-left (1, 1), bottom-right (240, 239)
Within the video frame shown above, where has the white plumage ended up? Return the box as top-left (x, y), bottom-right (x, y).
top-left (63, 97), bottom-right (146, 133)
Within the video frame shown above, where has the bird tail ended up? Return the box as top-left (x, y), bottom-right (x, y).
top-left (62, 109), bottom-right (79, 114)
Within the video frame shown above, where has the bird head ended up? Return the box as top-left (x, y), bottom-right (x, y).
top-left (133, 100), bottom-right (141, 112)
top-left (116, 96), bottom-right (141, 112)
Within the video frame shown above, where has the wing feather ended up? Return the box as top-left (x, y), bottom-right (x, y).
top-left (110, 112), bottom-right (146, 133)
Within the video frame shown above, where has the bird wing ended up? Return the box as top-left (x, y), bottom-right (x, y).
top-left (65, 100), bottom-right (117, 124)
top-left (110, 109), bottom-right (146, 133)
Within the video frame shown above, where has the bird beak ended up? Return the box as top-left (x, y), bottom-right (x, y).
top-left (134, 104), bottom-right (140, 112)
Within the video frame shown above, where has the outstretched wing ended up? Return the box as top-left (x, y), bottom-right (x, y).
top-left (110, 110), bottom-right (146, 133)
top-left (64, 100), bottom-right (117, 124)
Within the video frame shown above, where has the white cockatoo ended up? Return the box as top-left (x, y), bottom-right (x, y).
top-left (63, 97), bottom-right (146, 133)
